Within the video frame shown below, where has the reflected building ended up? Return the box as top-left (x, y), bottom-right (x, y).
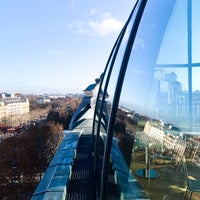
top-left (151, 69), bottom-right (187, 121)
top-left (193, 91), bottom-right (200, 122)
top-left (151, 69), bottom-right (183, 118)
top-left (151, 68), bottom-right (200, 129)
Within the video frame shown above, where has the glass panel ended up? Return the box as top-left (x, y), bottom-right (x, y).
top-left (93, 40), bottom-right (118, 192)
top-left (193, 67), bottom-right (200, 92)
top-left (192, 0), bottom-right (200, 63)
top-left (149, 67), bottom-right (189, 125)
top-left (98, 1), bottom-right (143, 199)
top-left (113, 0), bottom-right (200, 199)
top-left (157, 0), bottom-right (187, 64)
top-left (105, 9), bottom-right (135, 125)
top-left (192, 67), bottom-right (200, 130)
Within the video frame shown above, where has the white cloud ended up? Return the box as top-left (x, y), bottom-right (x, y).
top-left (70, 0), bottom-right (76, 6)
top-left (88, 13), bottom-right (124, 36)
top-left (68, 12), bottom-right (124, 37)
top-left (89, 9), bottom-right (96, 15)
top-left (67, 20), bottom-right (88, 34)
top-left (55, 50), bottom-right (67, 56)
top-left (48, 49), bottom-right (67, 56)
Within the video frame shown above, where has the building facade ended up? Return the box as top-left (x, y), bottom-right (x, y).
top-left (0, 93), bottom-right (29, 125)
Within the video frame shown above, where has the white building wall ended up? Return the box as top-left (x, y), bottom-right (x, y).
top-left (0, 98), bottom-right (29, 122)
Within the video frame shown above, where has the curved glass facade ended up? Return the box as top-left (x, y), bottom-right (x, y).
top-left (97, 0), bottom-right (200, 199)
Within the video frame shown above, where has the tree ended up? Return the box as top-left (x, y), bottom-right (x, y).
top-left (0, 123), bottom-right (63, 199)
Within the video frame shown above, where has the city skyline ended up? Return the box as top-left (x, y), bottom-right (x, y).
top-left (0, 0), bottom-right (136, 94)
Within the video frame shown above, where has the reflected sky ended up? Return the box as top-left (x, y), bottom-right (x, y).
top-left (157, 0), bottom-right (187, 64)
top-left (192, 0), bottom-right (200, 63)
top-left (115, 0), bottom-right (200, 132)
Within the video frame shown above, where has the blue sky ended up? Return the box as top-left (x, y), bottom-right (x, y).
top-left (0, 0), bottom-right (135, 94)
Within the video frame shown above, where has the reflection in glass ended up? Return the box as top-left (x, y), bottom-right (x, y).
top-left (119, 0), bottom-right (200, 132)
top-left (192, 0), bottom-right (200, 63)
top-left (106, 0), bottom-right (200, 199)
top-left (99, 1), bottom-right (144, 199)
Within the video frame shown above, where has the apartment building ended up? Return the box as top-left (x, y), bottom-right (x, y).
top-left (0, 93), bottom-right (29, 125)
